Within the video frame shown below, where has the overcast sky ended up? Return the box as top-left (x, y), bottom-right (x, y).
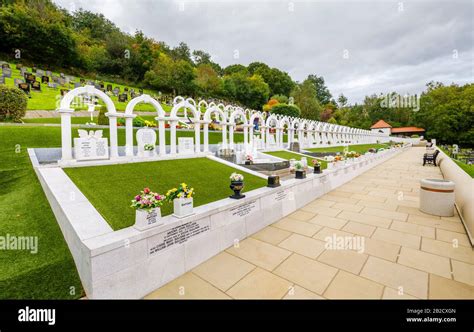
top-left (54, 0), bottom-right (473, 103)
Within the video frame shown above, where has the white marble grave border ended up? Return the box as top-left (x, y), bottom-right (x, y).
top-left (29, 145), bottom-right (409, 298)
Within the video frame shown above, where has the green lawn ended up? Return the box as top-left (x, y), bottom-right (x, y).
top-left (64, 159), bottom-right (267, 230)
top-left (305, 143), bottom-right (389, 154)
top-left (22, 115), bottom-right (159, 125)
top-left (263, 150), bottom-right (328, 170)
top-left (439, 147), bottom-right (474, 178)
top-left (2, 62), bottom-right (174, 112)
top-left (0, 127), bottom-right (83, 299)
top-left (0, 124), bottom-right (247, 298)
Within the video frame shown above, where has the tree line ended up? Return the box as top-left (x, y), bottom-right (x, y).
top-left (0, 0), bottom-right (472, 145)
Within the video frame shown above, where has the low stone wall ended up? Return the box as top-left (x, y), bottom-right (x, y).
top-left (437, 149), bottom-right (474, 246)
top-left (30, 147), bottom-right (408, 299)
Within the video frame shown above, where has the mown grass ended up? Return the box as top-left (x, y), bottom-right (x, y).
top-left (305, 143), bottom-right (389, 154)
top-left (263, 150), bottom-right (328, 169)
top-left (64, 158), bottom-right (267, 230)
top-left (438, 147), bottom-right (474, 178)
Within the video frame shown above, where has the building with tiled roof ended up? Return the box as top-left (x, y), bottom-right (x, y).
top-left (370, 120), bottom-right (425, 137)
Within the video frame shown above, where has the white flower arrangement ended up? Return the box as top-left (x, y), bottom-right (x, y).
top-left (230, 172), bottom-right (244, 182)
top-left (294, 161), bottom-right (304, 170)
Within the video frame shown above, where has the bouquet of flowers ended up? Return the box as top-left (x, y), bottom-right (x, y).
top-left (166, 183), bottom-right (194, 202)
top-left (345, 151), bottom-right (357, 158)
top-left (245, 154), bottom-right (253, 162)
top-left (334, 155), bottom-right (343, 162)
top-left (312, 159), bottom-right (320, 166)
top-left (131, 188), bottom-right (165, 211)
top-left (230, 172), bottom-right (244, 182)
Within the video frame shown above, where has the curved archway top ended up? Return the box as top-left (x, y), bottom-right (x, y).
top-left (59, 85), bottom-right (116, 114)
top-left (170, 100), bottom-right (200, 119)
top-left (249, 111), bottom-right (265, 125)
top-left (291, 118), bottom-right (301, 130)
top-left (217, 103), bottom-right (226, 111)
top-left (203, 105), bottom-right (227, 123)
top-left (265, 114), bottom-right (279, 127)
top-left (173, 96), bottom-right (185, 105)
top-left (185, 97), bottom-right (197, 107)
top-left (125, 94), bottom-right (165, 117)
top-left (229, 108), bottom-right (249, 125)
top-left (279, 116), bottom-right (291, 127)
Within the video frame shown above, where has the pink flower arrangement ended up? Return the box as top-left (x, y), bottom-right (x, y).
top-left (131, 187), bottom-right (165, 211)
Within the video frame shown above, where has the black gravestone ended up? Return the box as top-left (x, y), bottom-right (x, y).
top-left (118, 94), bottom-right (128, 102)
top-left (31, 81), bottom-right (41, 91)
top-left (107, 84), bottom-right (112, 91)
top-left (60, 89), bottom-right (69, 96)
top-left (131, 92), bottom-right (136, 99)
top-left (41, 76), bottom-right (49, 84)
top-left (139, 88), bottom-right (144, 94)
top-left (18, 83), bottom-right (30, 94)
top-left (80, 78), bottom-right (85, 84)
top-left (16, 63), bottom-right (23, 70)
top-left (124, 87), bottom-right (129, 92)
top-left (25, 74), bottom-right (36, 84)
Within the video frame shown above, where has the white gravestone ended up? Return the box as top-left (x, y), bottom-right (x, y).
top-left (268, 134), bottom-right (276, 146)
top-left (74, 130), bottom-right (109, 161)
top-left (178, 137), bottom-right (194, 155)
top-left (136, 128), bottom-right (157, 157)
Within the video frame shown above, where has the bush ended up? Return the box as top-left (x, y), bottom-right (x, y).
top-left (411, 134), bottom-right (420, 138)
top-left (271, 94), bottom-right (289, 104)
top-left (270, 103), bottom-right (301, 118)
top-left (0, 85), bottom-right (28, 122)
top-left (133, 116), bottom-right (146, 127)
top-left (97, 107), bottom-right (109, 125)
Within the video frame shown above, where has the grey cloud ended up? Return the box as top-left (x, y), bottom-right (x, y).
top-left (54, 0), bottom-right (473, 103)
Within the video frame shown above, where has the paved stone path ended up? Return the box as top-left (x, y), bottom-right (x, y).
top-left (145, 147), bottom-right (474, 299)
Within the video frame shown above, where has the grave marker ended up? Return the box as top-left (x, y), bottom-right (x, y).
top-left (178, 137), bottom-right (194, 154)
top-left (74, 130), bottom-right (109, 161)
top-left (31, 81), bottom-right (41, 91)
top-left (18, 83), bottom-right (30, 94)
top-left (118, 94), bottom-right (128, 102)
top-left (14, 78), bottom-right (24, 85)
top-left (2, 63), bottom-right (10, 69)
top-left (16, 63), bottom-right (23, 70)
top-left (41, 76), bottom-right (49, 84)
top-left (2, 68), bottom-right (12, 78)
top-left (136, 128), bottom-right (157, 157)
top-left (0, 76), bottom-right (4, 84)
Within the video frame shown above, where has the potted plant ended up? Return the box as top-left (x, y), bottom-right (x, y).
top-left (244, 154), bottom-right (253, 165)
top-left (166, 183), bottom-right (194, 218)
top-left (294, 161), bottom-right (306, 179)
top-left (229, 172), bottom-right (245, 199)
top-left (130, 187), bottom-right (165, 231)
top-left (312, 159), bottom-right (322, 174)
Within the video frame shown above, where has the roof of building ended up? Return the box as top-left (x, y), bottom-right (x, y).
top-left (370, 120), bottom-right (392, 129)
top-left (391, 127), bottom-right (425, 133)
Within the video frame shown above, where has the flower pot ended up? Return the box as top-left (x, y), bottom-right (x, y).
top-left (245, 160), bottom-right (253, 165)
top-left (134, 207), bottom-right (163, 231)
top-left (230, 180), bottom-right (245, 199)
top-left (173, 197), bottom-right (194, 218)
top-left (295, 170), bottom-right (306, 179)
top-left (313, 164), bottom-right (321, 174)
top-left (144, 149), bottom-right (155, 157)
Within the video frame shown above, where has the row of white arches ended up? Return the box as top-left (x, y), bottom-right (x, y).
top-left (57, 86), bottom-right (403, 162)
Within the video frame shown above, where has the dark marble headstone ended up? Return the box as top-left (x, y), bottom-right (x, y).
top-left (60, 89), bottom-right (69, 96)
top-left (289, 142), bottom-right (300, 153)
top-left (25, 74), bottom-right (36, 84)
top-left (31, 81), bottom-right (41, 91)
top-left (118, 94), bottom-right (128, 102)
top-left (16, 63), bottom-right (23, 70)
top-left (41, 76), bottom-right (49, 84)
top-left (106, 84), bottom-right (112, 91)
top-left (18, 82), bottom-right (30, 93)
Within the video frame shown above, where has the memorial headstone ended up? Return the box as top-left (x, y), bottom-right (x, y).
top-left (118, 94), bottom-right (127, 102)
top-left (113, 87), bottom-right (120, 96)
top-left (178, 137), bottom-right (195, 155)
top-left (32, 67), bottom-right (37, 73)
top-left (52, 76), bottom-right (60, 83)
top-left (106, 84), bottom-right (112, 92)
top-left (14, 78), bottom-right (24, 85)
top-left (60, 89), bottom-right (69, 96)
top-left (124, 87), bottom-right (129, 92)
top-left (25, 73), bottom-right (35, 83)
top-left (2, 63), bottom-right (10, 69)
top-left (136, 128), bottom-right (157, 157)
top-left (36, 69), bottom-right (45, 76)
top-left (41, 76), bottom-right (49, 84)
top-left (2, 68), bottom-right (12, 78)
top-left (0, 76), bottom-right (4, 84)
top-left (74, 82), bottom-right (82, 88)
top-left (16, 63), bottom-right (23, 70)
top-left (74, 130), bottom-right (109, 161)
top-left (80, 78), bottom-right (85, 84)
top-left (131, 92), bottom-right (136, 99)
top-left (60, 73), bottom-right (65, 78)
top-left (46, 70), bottom-right (52, 77)
top-left (59, 78), bottom-right (66, 85)
top-left (289, 142), bottom-right (300, 153)
top-left (31, 81), bottom-right (41, 91)
top-left (48, 82), bottom-right (57, 88)
top-left (20, 68), bottom-right (27, 76)
top-left (139, 88), bottom-right (144, 94)
top-left (18, 83), bottom-right (30, 94)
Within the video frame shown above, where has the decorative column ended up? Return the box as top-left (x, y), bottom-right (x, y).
top-left (194, 119), bottom-right (201, 153)
top-left (155, 116), bottom-right (167, 156)
top-left (105, 112), bottom-right (121, 159)
top-left (249, 125), bottom-right (254, 149)
top-left (265, 126), bottom-right (271, 149)
top-left (243, 124), bottom-right (250, 152)
top-left (229, 123), bottom-right (235, 150)
top-left (124, 113), bottom-right (137, 157)
top-left (58, 108), bottom-right (74, 161)
top-left (221, 122), bottom-right (228, 149)
top-left (260, 125), bottom-right (267, 149)
top-left (169, 119), bottom-right (178, 155)
top-left (202, 120), bottom-right (210, 152)
top-left (288, 128), bottom-right (294, 145)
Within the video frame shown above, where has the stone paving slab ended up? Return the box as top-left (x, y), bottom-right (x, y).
top-left (145, 147), bottom-right (474, 299)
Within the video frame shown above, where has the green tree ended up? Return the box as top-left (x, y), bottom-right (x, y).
top-left (307, 74), bottom-right (332, 104)
top-left (291, 79), bottom-right (322, 120)
top-left (194, 63), bottom-right (223, 97)
top-left (270, 104), bottom-right (301, 118)
top-left (337, 94), bottom-right (348, 108)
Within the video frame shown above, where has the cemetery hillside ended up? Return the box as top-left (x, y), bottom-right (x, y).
top-left (0, 0), bottom-right (473, 317)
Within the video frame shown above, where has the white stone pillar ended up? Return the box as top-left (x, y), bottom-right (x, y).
top-left (124, 114), bottom-right (136, 157)
top-left (229, 124), bottom-right (235, 149)
top-left (261, 125), bottom-right (267, 149)
top-left (243, 124), bottom-right (249, 152)
top-left (155, 116), bottom-right (167, 156)
top-left (221, 123), bottom-right (228, 149)
top-left (170, 120), bottom-right (178, 155)
top-left (203, 121), bottom-right (210, 152)
top-left (265, 126), bottom-right (271, 149)
top-left (194, 120), bottom-right (201, 153)
top-left (105, 113), bottom-right (121, 159)
top-left (58, 108), bottom-right (74, 161)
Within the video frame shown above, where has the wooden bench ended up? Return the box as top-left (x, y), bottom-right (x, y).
top-left (423, 149), bottom-right (440, 166)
